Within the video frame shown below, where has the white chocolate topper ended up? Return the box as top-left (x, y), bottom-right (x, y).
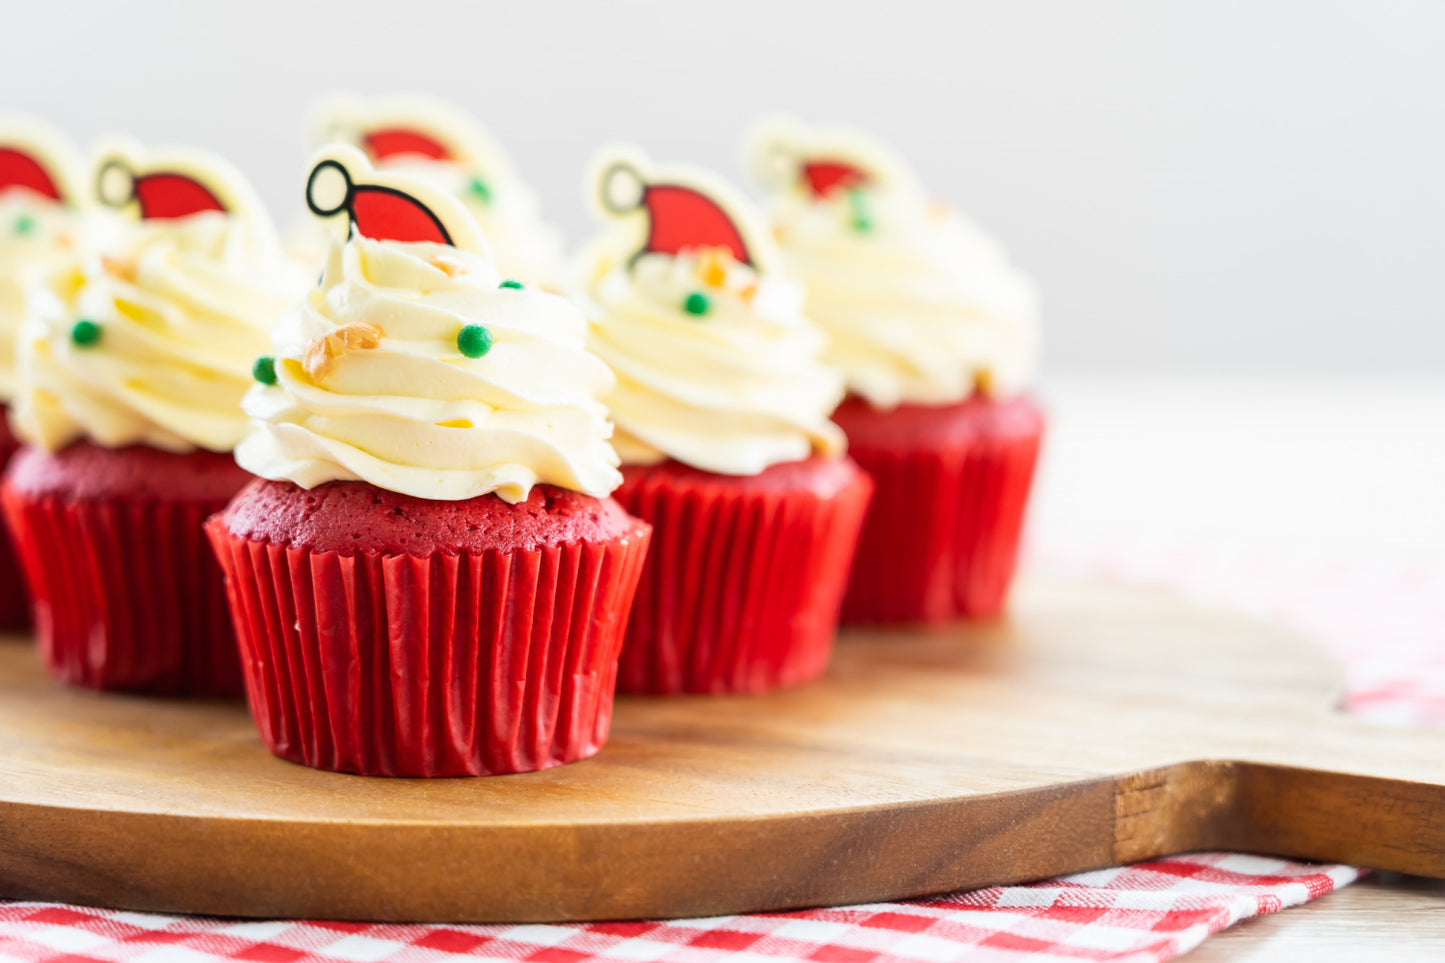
top-left (573, 146), bottom-right (844, 475)
top-left (299, 93), bottom-right (563, 286)
top-left (237, 145), bottom-right (622, 503)
top-left (746, 116), bottom-right (1039, 407)
top-left (0, 116), bottom-right (88, 403)
top-left (13, 141), bottom-right (294, 453)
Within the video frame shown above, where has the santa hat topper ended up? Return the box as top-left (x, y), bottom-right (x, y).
top-left (310, 93), bottom-right (518, 186)
top-left (305, 143), bottom-right (488, 255)
top-left (744, 115), bottom-right (922, 200)
top-left (94, 139), bottom-right (278, 245)
top-left (587, 145), bottom-right (781, 274)
top-left (0, 115), bottom-right (84, 207)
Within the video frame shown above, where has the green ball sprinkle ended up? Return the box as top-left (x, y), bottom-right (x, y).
top-left (683, 291), bottom-right (711, 317)
top-left (499, 279), bottom-right (524, 290)
top-left (848, 188), bottom-right (872, 233)
top-left (70, 319), bottom-right (101, 347)
top-left (13, 213), bottom-right (37, 236)
top-left (457, 323), bottom-right (494, 359)
top-left (252, 355), bottom-right (278, 385)
top-left (467, 176), bottom-right (492, 204)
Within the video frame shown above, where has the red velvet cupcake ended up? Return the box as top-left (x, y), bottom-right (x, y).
top-left (1, 143), bottom-right (293, 690)
top-left (832, 394), bottom-right (1044, 622)
top-left (0, 418), bottom-right (29, 629)
top-left (215, 147), bottom-right (648, 776)
top-left (0, 118), bottom-right (89, 630)
top-left (579, 148), bottom-right (871, 694)
top-left (208, 481), bottom-right (648, 777)
top-left (3, 443), bottom-right (251, 691)
top-left (614, 456), bottom-right (869, 693)
top-left (749, 118), bottom-right (1044, 623)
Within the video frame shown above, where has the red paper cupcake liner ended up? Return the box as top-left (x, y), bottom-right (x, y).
top-left (612, 457), bottom-right (873, 695)
top-left (205, 520), bottom-right (651, 777)
top-left (0, 414), bottom-right (28, 630)
top-left (836, 394), bottom-right (1045, 624)
top-left (0, 489), bottom-right (244, 694)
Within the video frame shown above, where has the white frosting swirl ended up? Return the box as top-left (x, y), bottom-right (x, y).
top-left (770, 186), bottom-right (1040, 408)
top-left (12, 212), bottom-right (292, 452)
top-left (0, 193), bottom-right (83, 402)
top-left (237, 235), bottom-right (622, 503)
top-left (578, 245), bottom-right (845, 475)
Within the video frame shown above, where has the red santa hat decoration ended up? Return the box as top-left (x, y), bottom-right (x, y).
top-left (304, 144), bottom-right (488, 255)
top-left (0, 116), bottom-right (83, 207)
top-left (310, 94), bottom-right (518, 198)
top-left (588, 146), bottom-right (781, 273)
top-left (93, 140), bottom-right (278, 234)
top-left (744, 115), bottom-right (921, 201)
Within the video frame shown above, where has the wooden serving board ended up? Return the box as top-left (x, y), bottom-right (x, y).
top-left (1, 577), bottom-right (1443, 923)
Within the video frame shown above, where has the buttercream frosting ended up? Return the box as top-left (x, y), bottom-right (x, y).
top-left (238, 147), bottom-right (622, 503)
top-left (13, 165), bottom-right (293, 453)
top-left (574, 149), bottom-right (845, 475)
top-left (747, 118), bottom-right (1040, 408)
top-left (0, 195), bottom-right (82, 402)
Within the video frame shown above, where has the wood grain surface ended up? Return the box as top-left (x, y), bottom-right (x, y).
top-left (0, 577), bottom-right (1441, 923)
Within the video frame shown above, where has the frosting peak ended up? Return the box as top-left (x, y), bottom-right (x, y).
top-left (746, 117), bottom-right (1040, 407)
top-left (237, 148), bottom-right (622, 503)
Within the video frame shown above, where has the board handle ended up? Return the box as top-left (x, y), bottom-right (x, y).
top-left (1115, 712), bottom-right (1445, 875)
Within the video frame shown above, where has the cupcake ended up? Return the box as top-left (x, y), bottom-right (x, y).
top-left (287, 93), bottom-right (562, 288)
top-left (746, 118), bottom-right (1044, 624)
top-left (1, 142), bottom-right (293, 693)
top-left (209, 146), bottom-right (649, 776)
top-left (0, 117), bottom-right (88, 628)
top-left (573, 147), bottom-right (871, 695)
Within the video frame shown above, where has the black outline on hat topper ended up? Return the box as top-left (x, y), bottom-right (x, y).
top-left (95, 154), bottom-right (230, 220)
top-left (590, 147), bottom-right (781, 274)
top-left (306, 157), bottom-right (452, 247)
top-left (304, 144), bottom-right (488, 255)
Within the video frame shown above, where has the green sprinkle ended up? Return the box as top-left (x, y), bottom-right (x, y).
top-left (467, 176), bottom-right (492, 204)
top-left (847, 188), bottom-right (872, 233)
top-left (252, 355), bottom-right (278, 385)
top-left (683, 291), bottom-right (710, 317)
top-left (499, 279), bottom-right (524, 290)
top-left (14, 213), bottom-right (37, 236)
top-left (457, 323), bottom-right (493, 359)
top-left (70, 319), bottom-right (101, 347)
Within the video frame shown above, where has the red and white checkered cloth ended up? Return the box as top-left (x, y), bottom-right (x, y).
top-left (2, 541), bottom-right (1438, 963)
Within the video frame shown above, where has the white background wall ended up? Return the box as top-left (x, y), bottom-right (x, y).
top-left (5, 0), bottom-right (1441, 375)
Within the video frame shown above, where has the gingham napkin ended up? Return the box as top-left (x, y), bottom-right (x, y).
top-left (2, 543), bottom-right (1438, 963)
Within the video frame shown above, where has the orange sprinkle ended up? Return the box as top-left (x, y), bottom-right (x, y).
top-left (428, 251), bottom-right (469, 277)
top-left (304, 323), bottom-right (383, 380)
top-left (695, 247), bottom-right (732, 288)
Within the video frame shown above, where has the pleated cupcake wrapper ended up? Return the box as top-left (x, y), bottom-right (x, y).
top-left (613, 463), bottom-right (873, 695)
top-left (842, 402), bottom-right (1044, 624)
top-left (0, 506), bottom-right (29, 631)
top-left (0, 486), bottom-right (243, 694)
top-left (206, 521), bottom-right (651, 777)
top-left (0, 431), bottom-right (26, 630)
